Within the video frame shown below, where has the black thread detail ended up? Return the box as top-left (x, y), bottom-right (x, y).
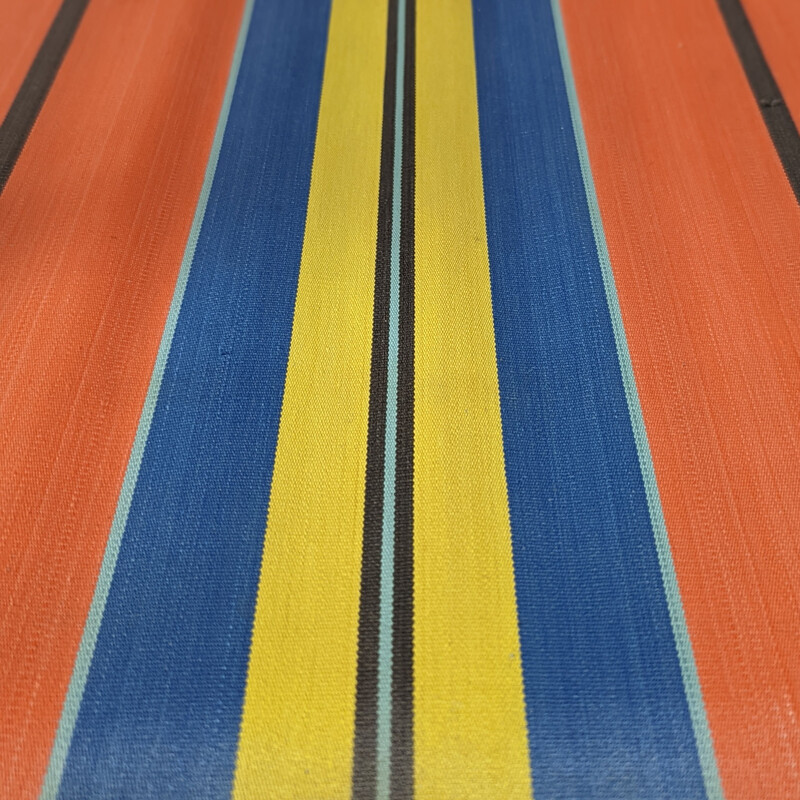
top-left (717, 0), bottom-right (800, 203)
top-left (390, 0), bottom-right (415, 794)
top-left (351, 1), bottom-right (399, 796)
top-left (0, 0), bottom-right (91, 195)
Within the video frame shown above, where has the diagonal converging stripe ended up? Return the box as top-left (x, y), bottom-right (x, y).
top-left (54, 0), bottom-right (333, 786)
top-left (230, 0), bottom-right (387, 794)
top-left (473, 0), bottom-right (720, 795)
top-left (391, 0), bottom-right (415, 791)
top-left (353, 0), bottom-right (414, 795)
top-left (37, 2), bottom-right (256, 797)
top-left (0, 0), bottom-right (90, 194)
top-left (550, 2), bottom-right (724, 797)
top-left (352, 0), bottom-right (398, 793)
top-left (716, 0), bottom-right (800, 204)
top-left (376, 0), bottom-right (406, 789)
top-left (390, 0), bottom-right (415, 791)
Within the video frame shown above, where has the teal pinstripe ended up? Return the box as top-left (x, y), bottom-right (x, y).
top-left (549, 2), bottom-right (724, 797)
top-left (37, 2), bottom-right (256, 797)
top-left (376, 0), bottom-right (407, 796)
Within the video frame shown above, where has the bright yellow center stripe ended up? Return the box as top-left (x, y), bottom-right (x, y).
top-left (232, 0), bottom-right (388, 795)
top-left (414, 0), bottom-right (534, 796)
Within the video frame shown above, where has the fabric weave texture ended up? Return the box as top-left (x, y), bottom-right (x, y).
top-left (1, 0), bottom-right (799, 798)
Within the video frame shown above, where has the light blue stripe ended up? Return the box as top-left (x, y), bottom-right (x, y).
top-left (376, 0), bottom-right (406, 796)
top-left (37, 3), bottom-right (256, 797)
top-left (548, 2), bottom-right (724, 798)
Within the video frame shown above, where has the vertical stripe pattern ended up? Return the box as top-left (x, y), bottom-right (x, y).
top-left (559, 0), bottom-right (800, 793)
top-left (2, 0), bottom-right (799, 796)
top-left (0, 1), bottom-right (249, 795)
top-left (391, 0), bottom-right (415, 793)
top-left (549, 3), bottom-right (723, 797)
top-left (351, 0), bottom-right (397, 792)
top-left (353, 0), bottom-right (415, 796)
top-left (472, 0), bottom-right (711, 795)
top-left (551, 0), bottom-right (723, 800)
top-left (413, 0), bottom-right (533, 797)
top-left (52, 0), bottom-right (331, 795)
top-left (39, 2), bottom-right (256, 796)
top-left (232, 0), bottom-right (387, 795)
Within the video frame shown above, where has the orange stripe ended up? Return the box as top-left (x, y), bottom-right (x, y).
top-left (0, 0), bottom-right (245, 796)
top-left (0, 0), bottom-right (62, 121)
top-left (560, 0), bottom-right (800, 797)
top-left (741, 0), bottom-right (800, 133)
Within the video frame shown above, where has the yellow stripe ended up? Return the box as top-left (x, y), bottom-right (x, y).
top-left (232, 0), bottom-right (387, 795)
top-left (414, 0), bottom-right (534, 797)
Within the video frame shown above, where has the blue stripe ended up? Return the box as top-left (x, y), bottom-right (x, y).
top-left (376, 0), bottom-right (406, 796)
top-left (40, 4), bottom-right (256, 796)
top-left (55, 0), bottom-right (332, 796)
top-left (471, 0), bottom-right (709, 797)
top-left (548, 2), bottom-right (723, 796)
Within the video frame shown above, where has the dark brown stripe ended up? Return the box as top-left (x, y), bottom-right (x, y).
top-left (0, 0), bottom-right (90, 195)
top-left (717, 0), bottom-right (800, 203)
top-left (390, 0), bottom-right (415, 794)
top-left (351, 0), bottom-right (398, 796)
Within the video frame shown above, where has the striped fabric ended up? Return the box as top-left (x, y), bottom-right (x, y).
top-left (1, 0), bottom-right (799, 797)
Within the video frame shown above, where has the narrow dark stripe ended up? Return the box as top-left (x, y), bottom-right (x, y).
top-left (716, 0), bottom-right (800, 203)
top-left (0, 0), bottom-right (90, 195)
top-left (352, 1), bottom-right (398, 797)
top-left (390, 0), bottom-right (415, 794)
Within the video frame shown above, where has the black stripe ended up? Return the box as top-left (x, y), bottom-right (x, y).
top-left (390, 0), bottom-right (415, 795)
top-left (351, 0), bottom-right (398, 796)
top-left (0, 0), bottom-right (90, 195)
top-left (716, 0), bottom-right (800, 203)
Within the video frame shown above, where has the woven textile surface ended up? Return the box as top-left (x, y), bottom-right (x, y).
top-left (1, 0), bottom-right (799, 797)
